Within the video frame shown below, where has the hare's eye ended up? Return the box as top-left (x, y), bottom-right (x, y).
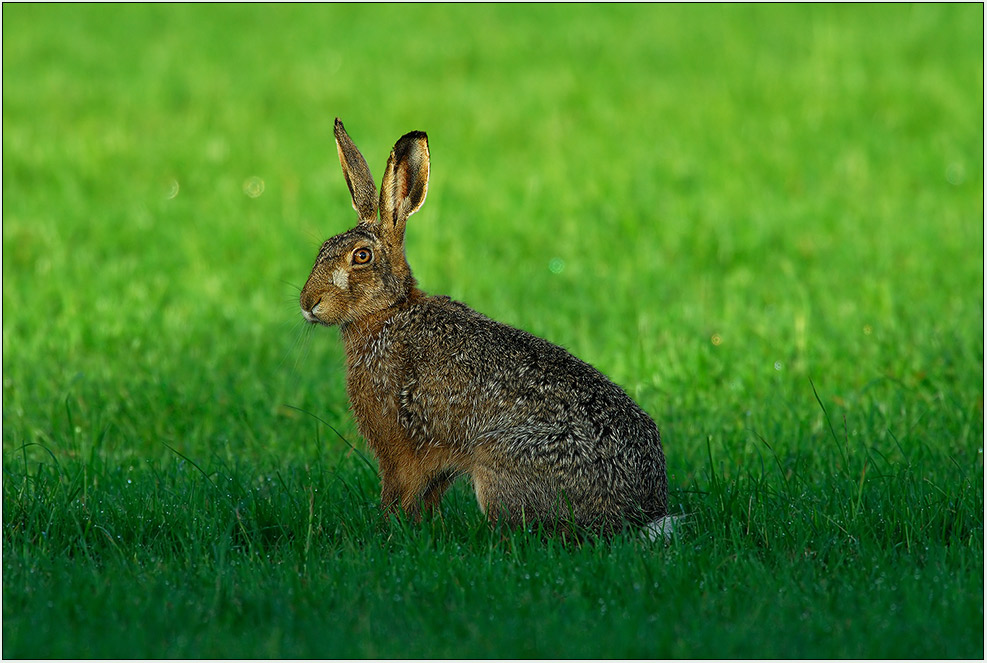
top-left (352, 248), bottom-right (373, 265)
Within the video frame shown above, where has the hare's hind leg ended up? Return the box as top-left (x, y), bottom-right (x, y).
top-left (468, 464), bottom-right (536, 528)
top-left (468, 430), bottom-right (584, 530)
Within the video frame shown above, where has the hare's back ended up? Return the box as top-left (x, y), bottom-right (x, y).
top-left (398, 296), bottom-right (660, 443)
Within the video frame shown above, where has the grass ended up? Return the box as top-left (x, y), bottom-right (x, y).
top-left (3, 3), bottom-right (983, 658)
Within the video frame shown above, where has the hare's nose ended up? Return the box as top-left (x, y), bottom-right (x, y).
top-left (299, 291), bottom-right (321, 322)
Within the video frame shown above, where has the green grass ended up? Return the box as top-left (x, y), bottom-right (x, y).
top-left (3, 3), bottom-right (983, 658)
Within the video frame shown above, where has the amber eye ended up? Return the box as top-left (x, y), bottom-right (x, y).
top-left (353, 248), bottom-right (373, 265)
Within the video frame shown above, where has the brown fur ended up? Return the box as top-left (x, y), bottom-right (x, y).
top-left (299, 119), bottom-right (667, 535)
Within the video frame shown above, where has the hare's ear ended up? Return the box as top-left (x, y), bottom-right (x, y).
top-left (334, 118), bottom-right (378, 224)
top-left (379, 130), bottom-right (429, 234)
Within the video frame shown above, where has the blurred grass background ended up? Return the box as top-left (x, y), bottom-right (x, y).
top-left (2, 3), bottom-right (983, 658)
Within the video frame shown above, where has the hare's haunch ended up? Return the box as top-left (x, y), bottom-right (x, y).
top-left (300, 119), bottom-right (668, 536)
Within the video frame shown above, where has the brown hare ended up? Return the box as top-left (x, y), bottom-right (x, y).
top-left (300, 119), bottom-right (670, 538)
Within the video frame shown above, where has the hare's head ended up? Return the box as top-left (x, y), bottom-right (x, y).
top-left (300, 119), bottom-right (429, 326)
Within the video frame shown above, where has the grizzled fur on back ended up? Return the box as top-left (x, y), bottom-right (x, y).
top-left (300, 119), bottom-right (667, 536)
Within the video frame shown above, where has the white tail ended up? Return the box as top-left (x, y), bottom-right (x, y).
top-left (642, 514), bottom-right (684, 543)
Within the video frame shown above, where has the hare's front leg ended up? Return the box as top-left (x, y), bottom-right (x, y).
top-left (419, 470), bottom-right (457, 513)
top-left (378, 455), bottom-right (458, 521)
top-left (377, 461), bottom-right (417, 515)
top-left (377, 454), bottom-right (444, 520)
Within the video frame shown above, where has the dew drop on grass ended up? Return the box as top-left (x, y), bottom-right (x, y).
top-left (243, 176), bottom-right (265, 198)
top-left (945, 161), bottom-right (966, 185)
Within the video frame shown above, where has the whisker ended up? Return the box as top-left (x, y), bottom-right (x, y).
top-left (279, 316), bottom-right (317, 377)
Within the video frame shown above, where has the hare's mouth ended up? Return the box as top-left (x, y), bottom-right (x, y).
top-left (301, 301), bottom-right (331, 326)
top-left (302, 308), bottom-right (333, 326)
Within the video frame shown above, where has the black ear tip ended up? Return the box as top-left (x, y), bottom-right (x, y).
top-left (402, 130), bottom-right (428, 142)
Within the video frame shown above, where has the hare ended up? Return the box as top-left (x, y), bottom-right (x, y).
top-left (300, 119), bottom-right (669, 537)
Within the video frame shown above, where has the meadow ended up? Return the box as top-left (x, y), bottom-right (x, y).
top-left (2, 4), bottom-right (983, 658)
